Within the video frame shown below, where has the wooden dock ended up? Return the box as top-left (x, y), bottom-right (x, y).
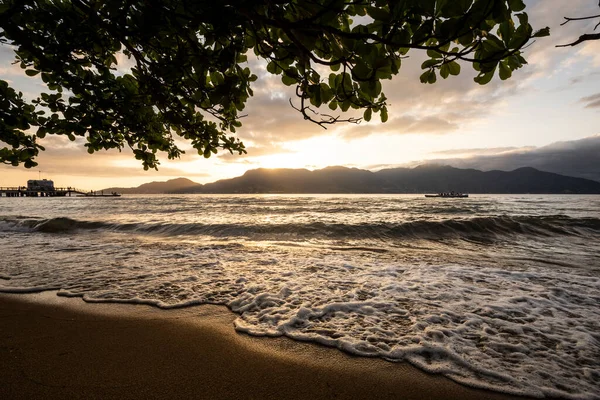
top-left (0, 187), bottom-right (120, 197)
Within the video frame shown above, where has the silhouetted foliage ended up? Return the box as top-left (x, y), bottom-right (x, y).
top-left (0, 0), bottom-right (549, 169)
top-left (557, 1), bottom-right (600, 48)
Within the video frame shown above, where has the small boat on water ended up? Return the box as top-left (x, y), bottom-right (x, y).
top-left (77, 191), bottom-right (121, 197)
top-left (425, 192), bottom-right (469, 198)
top-left (86, 192), bottom-right (121, 197)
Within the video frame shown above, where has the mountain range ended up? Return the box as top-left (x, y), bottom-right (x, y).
top-left (102, 165), bottom-right (600, 194)
top-left (419, 135), bottom-right (600, 183)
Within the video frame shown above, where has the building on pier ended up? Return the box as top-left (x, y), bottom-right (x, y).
top-left (27, 179), bottom-right (56, 192)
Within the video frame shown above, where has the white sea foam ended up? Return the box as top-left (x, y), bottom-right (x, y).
top-left (234, 264), bottom-right (600, 398)
top-left (1, 195), bottom-right (599, 399)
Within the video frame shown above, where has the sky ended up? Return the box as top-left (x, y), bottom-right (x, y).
top-left (1, 0), bottom-right (599, 190)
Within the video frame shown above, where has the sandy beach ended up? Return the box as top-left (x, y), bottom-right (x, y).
top-left (0, 292), bottom-right (535, 400)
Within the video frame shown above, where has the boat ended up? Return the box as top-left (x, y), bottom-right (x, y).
top-left (425, 192), bottom-right (469, 198)
top-left (85, 192), bottom-right (122, 197)
top-left (77, 191), bottom-right (121, 197)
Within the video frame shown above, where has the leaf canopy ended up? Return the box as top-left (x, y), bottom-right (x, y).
top-left (0, 0), bottom-right (548, 169)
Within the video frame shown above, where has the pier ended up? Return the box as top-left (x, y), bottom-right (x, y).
top-left (1, 186), bottom-right (88, 197)
top-left (0, 179), bottom-right (120, 197)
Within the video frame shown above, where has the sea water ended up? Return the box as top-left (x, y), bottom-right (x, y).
top-left (1, 194), bottom-right (599, 399)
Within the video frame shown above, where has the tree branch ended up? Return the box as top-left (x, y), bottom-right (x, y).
top-left (560, 14), bottom-right (600, 26)
top-left (556, 33), bottom-right (600, 47)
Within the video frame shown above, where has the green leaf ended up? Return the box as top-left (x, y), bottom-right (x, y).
top-left (457, 32), bottom-right (474, 46)
top-left (428, 70), bottom-right (437, 84)
top-left (439, 0), bottom-right (472, 17)
top-left (309, 84), bottom-right (322, 107)
top-left (412, 20), bottom-right (434, 45)
top-left (516, 12), bottom-right (528, 26)
top-left (447, 61), bottom-right (460, 76)
top-left (498, 61), bottom-right (512, 80)
top-left (353, 61), bottom-right (371, 79)
top-left (366, 6), bottom-right (390, 21)
top-left (266, 62), bottom-right (282, 75)
top-left (380, 107), bottom-right (388, 123)
top-left (426, 49), bottom-right (442, 59)
top-left (440, 64), bottom-right (449, 79)
top-left (281, 75), bottom-right (297, 86)
top-left (532, 27), bottom-right (550, 38)
top-left (508, 0), bottom-right (526, 12)
top-left (364, 108), bottom-right (372, 122)
top-left (474, 68), bottom-right (496, 85)
top-left (421, 59), bottom-right (440, 69)
top-left (498, 21), bottom-right (514, 44)
top-left (320, 83), bottom-right (333, 103)
top-left (25, 69), bottom-right (40, 77)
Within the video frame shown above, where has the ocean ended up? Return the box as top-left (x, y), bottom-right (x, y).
top-left (1, 194), bottom-right (599, 399)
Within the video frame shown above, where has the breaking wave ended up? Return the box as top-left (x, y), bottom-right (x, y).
top-left (1, 215), bottom-right (598, 240)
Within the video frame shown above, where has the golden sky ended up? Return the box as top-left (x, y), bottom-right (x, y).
top-left (1, 0), bottom-right (599, 190)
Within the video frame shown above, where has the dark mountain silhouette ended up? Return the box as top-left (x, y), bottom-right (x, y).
top-left (103, 166), bottom-right (600, 194)
top-left (103, 177), bottom-right (199, 194)
top-left (196, 166), bottom-right (382, 193)
top-left (422, 135), bottom-right (600, 182)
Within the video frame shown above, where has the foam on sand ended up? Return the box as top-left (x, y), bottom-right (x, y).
top-left (3, 240), bottom-right (597, 398)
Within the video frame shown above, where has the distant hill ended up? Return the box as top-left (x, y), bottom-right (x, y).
top-left (103, 178), bottom-right (200, 194)
top-left (422, 135), bottom-right (600, 183)
top-left (103, 166), bottom-right (600, 194)
top-left (194, 166), bottom-right (382, 193)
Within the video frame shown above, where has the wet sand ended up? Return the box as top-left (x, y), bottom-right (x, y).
top-left (0, 292), bottom-right (533, 400)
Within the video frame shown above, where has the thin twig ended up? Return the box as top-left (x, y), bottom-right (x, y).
top-left (560, 14), bottom-right (600, 26)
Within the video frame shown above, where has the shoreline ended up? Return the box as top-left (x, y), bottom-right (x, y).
top-left (0, 292), bottom-right (535, 400)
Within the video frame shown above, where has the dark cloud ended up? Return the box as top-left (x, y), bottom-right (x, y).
top-left (570, 71), bottom-right (600, 85)
top-left (416, 135), bottom-right (600, 182)
top-left (581, 93), bottom-right (600, 108)
top-left (585, 99), bottom-right (600, 108)
top-left (430, 147), bottom-right (529, 156)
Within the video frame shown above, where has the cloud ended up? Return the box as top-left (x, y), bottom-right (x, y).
top-left (2, 134), bottom-right (210, 179)
top-left (414, 135), bottom-right (600, 182)
top-left (507, 0), bottom-right (600, 88)
top-left (114, 51), bottom-right (136, 75)
top-left (581, 93), bottom-right (600, 108)
top-left (576, 40), bottom-right (600, 67)
top-left (0, 63), bottom-right (21, 77)
top-left (430, 146), bottom-right (534, 157)
top-left (340, 114), bottom-right (460, 140)
top-left (235, 16), bottom-right (541, 145)
top-left (216, 142), bottom-right (293, 163)
top-left (569, 70), bottom-right (600, 85)
top-left (328, 0), bottom-right (600, 144)
top-left (232, 57), bottom-right (326, 146)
